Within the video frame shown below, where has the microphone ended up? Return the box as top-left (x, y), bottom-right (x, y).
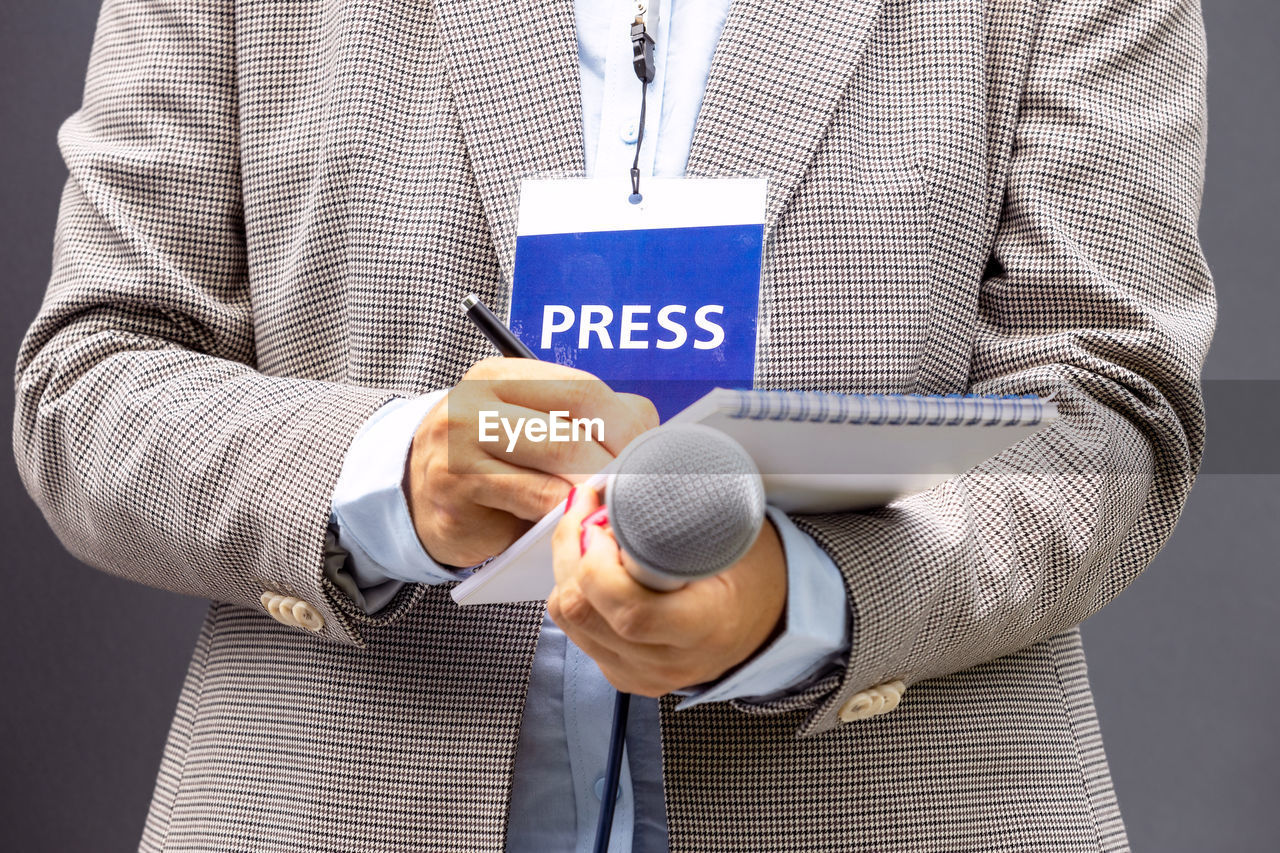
top-left (599, 424), bottom-right (766, 590)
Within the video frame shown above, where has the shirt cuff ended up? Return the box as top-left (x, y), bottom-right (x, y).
top-left (675, 506), bottom-right (850, 710)
top-left (327, 391), bottom-right (466, 611)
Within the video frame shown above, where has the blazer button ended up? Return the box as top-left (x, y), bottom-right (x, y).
top-left (838, 680), bottom-right (906, 723)
top-left (260, 591), bottom-right (324, 632)
top-left (261, 592), bottom-right (289, 625)
top-left (291, 600), bottom-right (325, 632)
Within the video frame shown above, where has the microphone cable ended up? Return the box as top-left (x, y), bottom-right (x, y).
top-left (592, 690), bottom-right (631, 853)
top-left (588, 423), bottom-right (765, 851)
top-left (595, 10), bottom-right (653, 843)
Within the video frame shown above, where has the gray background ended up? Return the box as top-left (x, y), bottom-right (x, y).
top-left (1, 1), bottom-right (1275, 850)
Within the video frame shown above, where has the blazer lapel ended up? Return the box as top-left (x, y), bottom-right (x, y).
top-left (687, 0), bottom-right (884, 233)
top-left (434, 0), bottom-right (585, 285)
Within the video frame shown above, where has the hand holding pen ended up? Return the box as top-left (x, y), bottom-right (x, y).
top-left (398, 296), bottom-right (658, 567)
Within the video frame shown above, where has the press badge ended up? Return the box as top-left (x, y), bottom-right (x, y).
top-left (510, 178), bottom-right (767, 420)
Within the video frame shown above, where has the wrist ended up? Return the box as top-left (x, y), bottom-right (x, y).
top-left (673, 509), bottom-right (848, 710)
top-left (724, 517), bottom-right (788, 674)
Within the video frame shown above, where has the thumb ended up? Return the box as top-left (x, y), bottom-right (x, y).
top-left (552, 484), bottom-right (601, 558)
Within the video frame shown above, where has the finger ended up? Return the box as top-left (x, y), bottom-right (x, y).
top-left (473, 399), bottom-right (617, 477)
top-left (566, 635), bottom-right (673, 698)
top-left (416, 500), bottom-right (532, 567)
top-left (578, 545), bottom-right (720, 649)
top-left (548, 583), bottom-right (681, 683)
top-left (467, 356), bottom-right (599, 386)
top-left (547, 594), bottom-right (624, 670)
top-left (546, 575), bottom-right (624, 650)
top-left (617, 393), bottom-right (660, 434)
top-left (575, 527), bottom-right (708, 649)
top-left (489, 374), bottom-right (653, 456)
top-left (554, 484), bottom-right (601, 549)
top-left (462, 456), bottom-right (574, 521)
top-left (550, 517), bottom-right (628, 639)
top-left (461, 358), bottom-right (646, 455)
top-left (542, 604), bottom-right (668, 696)
top-left (579, 514), bottom-right (624, 571)
top-left (551, 486), bottom-right (602, 587)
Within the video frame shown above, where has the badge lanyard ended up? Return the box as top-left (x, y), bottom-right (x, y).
top-left (628, 2), bottom-right (657, 203)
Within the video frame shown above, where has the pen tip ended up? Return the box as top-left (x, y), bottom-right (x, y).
top-left (461, 293), bottom-right (480, 311)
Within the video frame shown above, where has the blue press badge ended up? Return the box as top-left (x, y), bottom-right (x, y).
top-left (510, 178), bottom-right (766, 420)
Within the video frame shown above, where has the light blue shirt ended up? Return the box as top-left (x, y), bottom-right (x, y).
top-left (327, 1), bottom-right (851, 849)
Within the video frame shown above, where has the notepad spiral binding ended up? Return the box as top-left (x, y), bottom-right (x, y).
top-left (728, 390), bottom-right (1052, 427)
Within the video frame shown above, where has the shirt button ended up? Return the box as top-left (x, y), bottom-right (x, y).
top-left (593, 776), bottom-right (621, 801)
top-left (618, 120), bottom-right (640, 145)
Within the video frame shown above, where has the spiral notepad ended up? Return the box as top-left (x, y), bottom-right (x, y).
top-left (687, 388), bottom-right (1053, 427)
top-left (453, 388), bottom-right (1058, 605)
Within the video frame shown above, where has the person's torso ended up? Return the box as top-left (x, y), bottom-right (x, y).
top-left (143, 3), bottom-right (1124, 851)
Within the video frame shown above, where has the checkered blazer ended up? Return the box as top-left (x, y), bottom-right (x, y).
top-left (14, 0), bottom-right (1214, 849)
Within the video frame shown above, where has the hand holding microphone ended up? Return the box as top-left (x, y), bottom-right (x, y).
top-left (450, 294), bottom-right (787, 695)
top-left (548, 425), bottom-right (788, 698)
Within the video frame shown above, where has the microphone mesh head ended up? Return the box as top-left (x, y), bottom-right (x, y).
top-left (606, 424), bottom-right (765, 581)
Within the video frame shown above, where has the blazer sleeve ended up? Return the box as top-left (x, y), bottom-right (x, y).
top-left (11, 0), bottom-right (422, 647)
top-left (743, 0), bottom-right (1216, 734)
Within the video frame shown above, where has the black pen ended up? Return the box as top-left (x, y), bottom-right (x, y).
top-left (461, 294), bottom-right (538, 359)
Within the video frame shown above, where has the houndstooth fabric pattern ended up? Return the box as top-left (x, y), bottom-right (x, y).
top-left (12, 0), bottom-right (1213, 849)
